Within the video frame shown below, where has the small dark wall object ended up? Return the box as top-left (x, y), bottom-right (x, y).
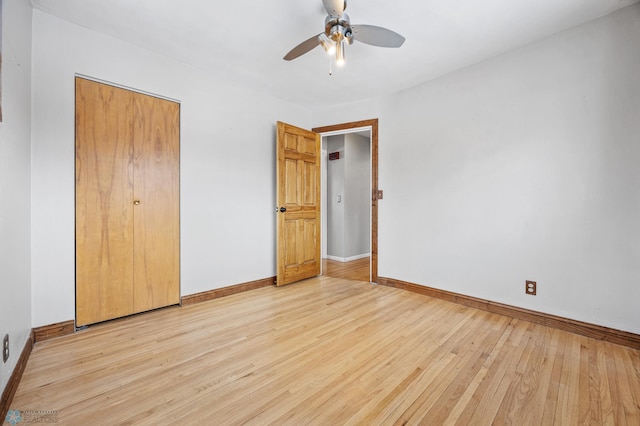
top-left (329, 152), bottom-right (340, 161)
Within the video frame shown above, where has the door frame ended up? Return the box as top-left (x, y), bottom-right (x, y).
top-left (313, 119), bottom-right (379, 283)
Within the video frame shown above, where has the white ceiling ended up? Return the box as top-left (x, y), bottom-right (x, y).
top-left (31, 0), bottom-right (638, 109)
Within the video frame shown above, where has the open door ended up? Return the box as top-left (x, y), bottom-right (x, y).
top-left (276, 121), bottom-right (321, 286)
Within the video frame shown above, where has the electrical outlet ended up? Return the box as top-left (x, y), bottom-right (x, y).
top-left (526, 280), bottom-right (537, 296)
top-left (3, 334), bottom-right (8, 363)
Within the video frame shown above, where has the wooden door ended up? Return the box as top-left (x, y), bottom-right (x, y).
top-left (276, 122), bottom-right (321, 286)
top-left (76, 79), bottom-right (135, 325)
top-left (132, 92), bottom-right (180, 313)
top-left (76, 77), bottom-right (179, 326)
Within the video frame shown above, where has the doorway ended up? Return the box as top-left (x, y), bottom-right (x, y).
top-left (313, 119), bottom-right (379, 283)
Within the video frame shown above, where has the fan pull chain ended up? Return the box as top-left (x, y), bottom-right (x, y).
top-left (329, 56), bottom-right (333, 76)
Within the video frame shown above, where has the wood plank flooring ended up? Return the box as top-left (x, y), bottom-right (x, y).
top-left (323, 257), bottom-right (370, 282)
top-left (9, 277), bottom-right (640, 425)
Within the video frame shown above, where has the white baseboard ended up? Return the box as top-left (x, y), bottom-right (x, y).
top-left (325, 253), bottom-right (370, 263)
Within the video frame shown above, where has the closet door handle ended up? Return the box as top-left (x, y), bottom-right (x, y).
top-left (280, 207), bottom-right (286, 213)
top-left (133, 200), bottom-right (141, 205)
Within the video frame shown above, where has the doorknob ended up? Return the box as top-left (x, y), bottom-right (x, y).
top-left (280, 207), bottom-right (286, 212)
top-left (133, 200), bottom-right (141, 205)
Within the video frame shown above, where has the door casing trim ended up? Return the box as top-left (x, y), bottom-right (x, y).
top-left (313, 119), bottom-right (379, 283)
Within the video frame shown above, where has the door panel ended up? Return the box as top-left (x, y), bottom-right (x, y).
top-left (284, 219), bottom-right (299, 266)
top-left (132, 93), bottom-right (181, 312)
top-left (303, 160), bottom-right (317, 206)
top-left (277, 122), bottom-right (321, 286)
top-left (285, 159), bottom-right (298, 204)
top-left (75, 78), bottom-right (135, 326)
top-left (302, 217), bottom-right (318, 261)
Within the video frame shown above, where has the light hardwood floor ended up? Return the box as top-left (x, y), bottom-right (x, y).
top-left (323, 257), bottom-right (370, 282)
top-left (10, 277), bottom-right (640, 425)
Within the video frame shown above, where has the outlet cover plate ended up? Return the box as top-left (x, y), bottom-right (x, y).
top-left (526, 280), bottom-right (537, 296)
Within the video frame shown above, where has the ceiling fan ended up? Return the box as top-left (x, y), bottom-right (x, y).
top-left (283, 0), bottom-right (405, 68)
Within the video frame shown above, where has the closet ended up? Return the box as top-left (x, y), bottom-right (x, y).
top-left (75, 77), bottom-right (180, 326)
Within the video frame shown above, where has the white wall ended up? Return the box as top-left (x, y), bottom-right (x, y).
top-left (30, 11), bottom-right (311, 327)
top-left (344, 133), bottom-right (371, 259)
top-left (314, 4), bottom-right (640, 333)
top-left (326, 135), bottom-right (345, 258)
top-left (0, 0), bottom-right (32, 395)
top-left (321, 149), bottom-right (327, 259)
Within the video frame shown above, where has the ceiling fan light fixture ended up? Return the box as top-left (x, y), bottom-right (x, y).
top-left (336, 40), bottom-right (346, 66)
top-left (283, 0), bottom-right (405, 69)
top-left (319, 33), bottom-right (336, 55)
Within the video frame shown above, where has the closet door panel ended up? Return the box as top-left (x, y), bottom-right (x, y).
top-left (132, 93), bottom-right (180, 313)
top-left (75, 78), bottom-right (135, 326)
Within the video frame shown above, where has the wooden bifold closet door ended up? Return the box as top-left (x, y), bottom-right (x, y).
top-left (75, 77), bottom-right (180, 326)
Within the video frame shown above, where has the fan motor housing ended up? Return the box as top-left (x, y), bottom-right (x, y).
top-left (325, 14), bottom-right (353, 44)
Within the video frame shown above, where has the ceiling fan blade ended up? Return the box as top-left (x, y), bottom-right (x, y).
top-left (283, 33), bottom-right (322, 61)
top-left (352, 25), bottom-right (405, 48)
top-left (322, 0), bottom-right (346, 17)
